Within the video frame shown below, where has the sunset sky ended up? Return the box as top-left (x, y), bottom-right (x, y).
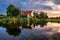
top-left (0, 0), bottom-right (60, 14)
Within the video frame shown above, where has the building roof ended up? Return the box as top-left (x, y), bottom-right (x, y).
top-left (22, 11), bottom-right (32, 16)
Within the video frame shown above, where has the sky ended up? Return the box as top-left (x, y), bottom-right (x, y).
top-left (0, 0), bottom-right (60, 14)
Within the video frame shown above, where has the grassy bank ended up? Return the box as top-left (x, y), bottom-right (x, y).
top-left (0, 17), bottom-right (60, 27)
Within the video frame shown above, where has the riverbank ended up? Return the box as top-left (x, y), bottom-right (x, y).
top-left (0, 17), bottom-right (60, 27)
top-left (0, 17), bottom-right (60, 25)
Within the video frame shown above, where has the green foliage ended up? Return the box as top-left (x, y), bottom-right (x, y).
top-left (6, 4), bottom-right (21, 17)
top-left (40, 12), bottom-right (48, 18)
top-left (36, 11), bottom-right (48, 19)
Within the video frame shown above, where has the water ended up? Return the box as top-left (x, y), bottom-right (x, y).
top-left (0, 22), bottom-right (60, 40)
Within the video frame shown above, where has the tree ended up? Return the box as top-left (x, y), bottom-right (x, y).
top-left (6, 4), bottom-right (21, 17)
top-left (0, 14), bottom-right (6, 18)
top-left (40, 12), bottom-right (48, 18)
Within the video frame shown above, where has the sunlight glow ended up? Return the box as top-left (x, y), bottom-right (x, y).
top-left (58, 29), bottom-right (60, 33)
top-left (52, 12), bottom-right (60, 14)
top-left (57, 5), bottom-right (60, 9)
top-left (47, 22), bottom-right (60, 27)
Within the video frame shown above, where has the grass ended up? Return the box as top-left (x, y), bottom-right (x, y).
top-left (0, 17), bottom-right (60, 27)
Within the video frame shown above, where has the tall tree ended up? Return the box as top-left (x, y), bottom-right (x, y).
top-left (6, 4), bottom-right (21, 17)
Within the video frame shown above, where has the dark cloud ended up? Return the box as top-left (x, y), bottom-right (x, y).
top-left (53, 0), bottom-right (60, 4)
top-left (41, 6), bottom-right (53, 10)
top-left (29, 5), bottom-right (53, 10)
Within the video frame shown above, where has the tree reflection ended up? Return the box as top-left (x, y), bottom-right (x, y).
top-left (21, 21), bottom-right (32, 29)
top-left (0, 24), bottom-right (21, 36)
top-left (0, 19), bottom-right (48, 36)
top-left (35, 21), bottom-right (48, 27)
top-left (6, 27), bottom-right (21, 36)
top-left (39, 21), bottom-right (48, 27)
top-left (0, 22), bottom-right (32, 36)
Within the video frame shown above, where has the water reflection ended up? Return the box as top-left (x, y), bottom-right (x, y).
top-left (0, 24), bottom-right (21, 36)
top-left (38, 21), bottom-right (47, 27)
top-left (6, 27), bottom-right (21, 36)
top-left (0, 21), bottom-right (48, 36)
top-left (1, 21), bottom-right (60, 40)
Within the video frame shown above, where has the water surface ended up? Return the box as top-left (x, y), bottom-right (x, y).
top-left (0, 22), bottom-right (60, 40)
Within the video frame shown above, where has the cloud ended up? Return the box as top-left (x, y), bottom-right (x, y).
top-left (22, 0), bottom-right (54, 10)
top-left (53, 0), bottom-right (60, 5)
top-left (5, 0), bottom-right (53, 10)
top-left (0, 0), bottom-right (60, 13)
top-left (30, 5), bottom-right (53, 10)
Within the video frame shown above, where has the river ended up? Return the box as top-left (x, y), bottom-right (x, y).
top-left (0, 22), bottom-right (60, 40)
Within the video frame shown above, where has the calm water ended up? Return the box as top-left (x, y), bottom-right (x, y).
top-left (0, 22), bottom-right (60, 40)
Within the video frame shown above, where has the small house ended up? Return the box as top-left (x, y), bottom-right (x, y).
top-left (21, 11), bottom-right (34, 18)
